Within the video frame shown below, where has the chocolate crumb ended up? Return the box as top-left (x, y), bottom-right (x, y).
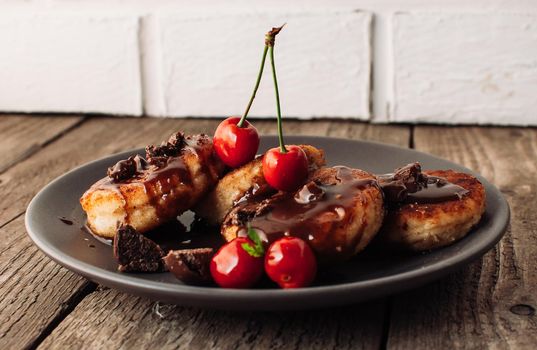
top-left (113, 224), bottom-right (166, 272)
top-left (146, 132), bottom-right (186, 167)
top-left (163, 248), bottom-right (214, 285)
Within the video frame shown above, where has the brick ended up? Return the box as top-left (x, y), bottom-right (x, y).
top-left (156, 10), bottom-right (372, 119)
top-left (0, 13), bottom-right (142, 115)
top-left (391, 12), bottom-right (537, 125)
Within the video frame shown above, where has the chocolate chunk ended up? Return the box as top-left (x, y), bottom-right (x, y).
top-left (392, 162), bottom-right (428, 193)
top-left (113, 225), bottom-right (166, 272)
top-left (107, 155), bottom-right (147, 182)
top-left (235, 207), bottom-right (257, 226)
top-left (378, 162), bottom-right (429, 203)
top-left (163, 248), bottom-right (214, 285)
top-left (145, 132), bottom-right (187, 167)
top-left (168, 132), bottom-right (186, 147)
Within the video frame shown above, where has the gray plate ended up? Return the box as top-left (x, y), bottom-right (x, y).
top-left (25, 136), bottom-right (509, 311)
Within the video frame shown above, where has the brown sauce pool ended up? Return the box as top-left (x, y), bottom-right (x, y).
top-left (405, 176), bottom-right (468, 204)
top-left (83, 211), bottom-right (224, 252)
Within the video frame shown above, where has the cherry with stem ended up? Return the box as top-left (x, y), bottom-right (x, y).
top-left (262, 24), bottom-right (309, 192)
top-left (266, 25), bottom-right (286, 152)
top-left (214, 28), bottom-right (277, 168)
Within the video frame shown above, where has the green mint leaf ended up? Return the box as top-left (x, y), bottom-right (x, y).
top-left (247, 225), bottom-right (265, 255)
top-left (241, 242), bottom-right (263, 258)
top-left (247, 225), bottom-right (262, 247)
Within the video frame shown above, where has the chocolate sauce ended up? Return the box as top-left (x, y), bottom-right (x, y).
top-left (234, 183), bottom-right (275, 206)
top-left (237, 167), bottom-right (378, 259)
top-left (377, 163), bottom-right (468, 205)
top-left (83, 211), bottom-right (223, 252)
top-left (83, 225), bottom-right (113, 246)
top-left (58, 217), bottom-right (73, 225)
top-left (405, 176), bottom-right (468, 204)
top-left (107, 155), bottom-right (147, 182)
top-left (90, 134), bottom-right (218, 222)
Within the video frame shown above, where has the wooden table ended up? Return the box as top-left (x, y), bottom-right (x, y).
top-left (1, 115), bottom-right (535, 349)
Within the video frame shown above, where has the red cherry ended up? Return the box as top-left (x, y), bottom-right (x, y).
top-left (210, 237), bottom-right (263, 288)
top-left (265, 237), bottom-right (317, 289)
top-left (213, 117), bottom-right (260, 168)
top-left (262, 145), bottom-right (308, 192)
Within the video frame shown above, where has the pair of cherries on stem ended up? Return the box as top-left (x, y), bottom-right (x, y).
top-left (213, 24), bottom-right (308, 192)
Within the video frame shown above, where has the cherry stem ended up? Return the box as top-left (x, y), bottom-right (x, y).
top-left (238, 45), bottom-right (269, 128)
top-left (268, 31), bottom-right (287, 153)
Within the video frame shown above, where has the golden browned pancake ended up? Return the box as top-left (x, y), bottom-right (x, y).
top-left (380, 170), bottom-right (486, 251)
top-left (221, 166), bottom-right (385, 261)
top-left (194, 145), bottom-right (325, 225)
top-left (80, 133), bottom-right (224, 239)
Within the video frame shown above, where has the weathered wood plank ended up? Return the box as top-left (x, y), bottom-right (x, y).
top-left (0, 117), bottom-right (223, 349)
top-left (36, 120), bottom-right (410, 350)
top-left (38, 288), bottom-right (387, 350)
top-left (0, 215), bottom-right (93, 349)
top-left (387, 126), bottom-right (537, 349)
top-left (256, 119), bottom-right (410, 148)
top-left (0, 115), bottom-right (83, 174)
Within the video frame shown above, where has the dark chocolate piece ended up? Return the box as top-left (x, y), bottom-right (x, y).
top-left (163, 248), bottom-right (214, 285)
top-left (113, 224), bottom-right (165, 272)
top-left (377, 162), bottom-right (428, 203)
top-left (107, 155), bottom-right (147, 182)
top-left (378, 163), bottom-right (468, 205)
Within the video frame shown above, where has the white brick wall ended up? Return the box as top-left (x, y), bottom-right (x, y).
top-left (157, 11), bottom-right (371, 119)
top-left (391, 12), bottom-right (537, 125)
top-left (0, 1), bottom-right (536, 125)
top-left (0, 13), bottom-right (142, 115)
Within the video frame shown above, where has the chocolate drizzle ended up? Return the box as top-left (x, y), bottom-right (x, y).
top-left (378, 163), bottom-right (469, 205)
top-left (58, 217), bottom-right (73, 225)
top-left (234, 166), bottom-right (378, 258)
top-left (405, 176), bottom-right (469, 204)
top-left (91, 132), bottom-right (221, 222)
top-left (234, 183), bottom-right (275, 206)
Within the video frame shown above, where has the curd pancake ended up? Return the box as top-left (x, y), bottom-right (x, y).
top-left (379, 169), bottom-right (486, 251)
top-left (221, 166), bottom-right (385, 261)
top-left (81, 133), bottom-right (224, 239)
top-left (195, 144), bottom-right (325, 225)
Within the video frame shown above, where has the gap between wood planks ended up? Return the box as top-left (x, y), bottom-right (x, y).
top-left (0, 116), bottom-right (88, 175)
top-left (25, 283), bottom-right (97, 350)
top-left (0, 116), bottom-right (93, 350)
top-left (0, 117), bottom-right (88, 228)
